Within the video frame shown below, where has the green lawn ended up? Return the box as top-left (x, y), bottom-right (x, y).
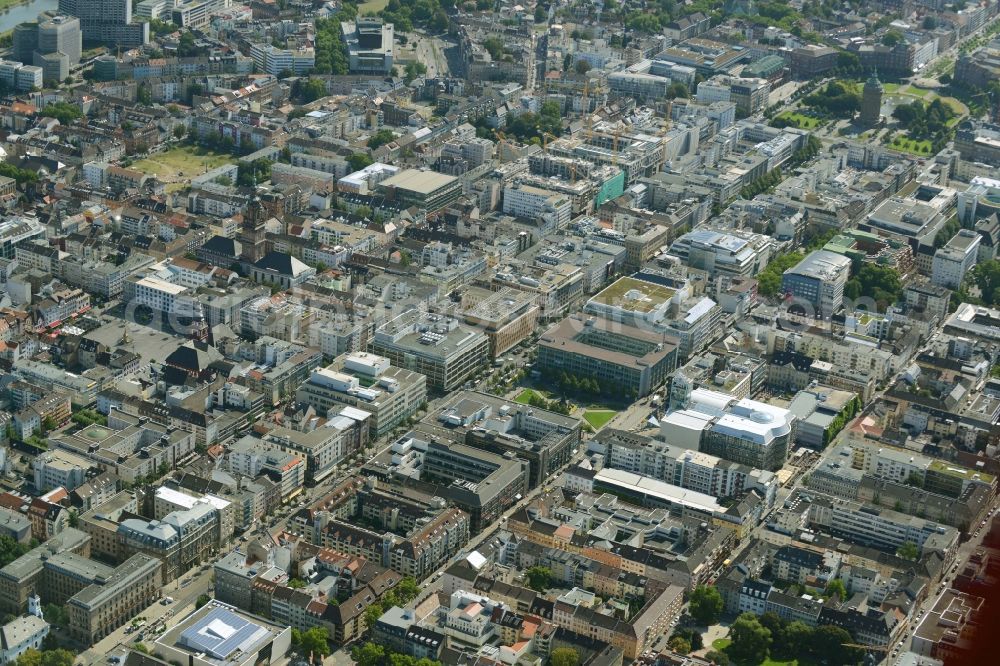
top-left (583, 410), bottom-right (616, 429)
top-left (132, 145), bottom-right (236, 191)
top-left (902, 85), bottom-right (929, 97)
top-left (890, 136), bottom-right (934, 155)
top-left (359, 0), bottom-right (390, 13)
top-left (712, 639), bottom-right (732, 651)
top-left (882, 83), bottom-right (901, 93)
top-left (514, 389), bottom-right (545, 405)
top-left (774, 111), bottom-right (820, 129)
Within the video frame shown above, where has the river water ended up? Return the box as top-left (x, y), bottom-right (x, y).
top-left (0, 0), bottom-right (59, 33)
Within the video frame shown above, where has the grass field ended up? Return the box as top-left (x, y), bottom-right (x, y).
top-left (712, 639), bottom-right (731, 651)
top-left (359, 0), bottom-right (390, 13)
top-left (882, 83), bottom-right (901, 93)
top-left (774, 111), bottom-right (821, 129)
top-left (133, 145), bottom-right (235, 192)
top-left (515, 389), bottom-right (545, 405)
top-left (902, 85), bottom-right (929, 97)
top-left (890, 135), bottom-right (934, 155)
top-left (583, 410), bottom-right (616, 429)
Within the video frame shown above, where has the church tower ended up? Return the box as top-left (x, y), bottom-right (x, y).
top-left (239, 196), bottom-right (268, 263)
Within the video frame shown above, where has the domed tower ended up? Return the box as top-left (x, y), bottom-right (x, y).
top-left (860, 69), bottom-right (884, 128)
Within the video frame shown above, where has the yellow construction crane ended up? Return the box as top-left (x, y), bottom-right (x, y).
top-left (542, 131), bottom-right (558, 152)
top-left (841, 643), bottom-right (889, 653)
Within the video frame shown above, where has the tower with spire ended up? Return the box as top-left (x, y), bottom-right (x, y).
top-left (238, 194), bottom-right (269, 263)
top-left (860, 68), bottom-right (884, 128)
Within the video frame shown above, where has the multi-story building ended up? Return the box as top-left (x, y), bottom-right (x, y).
top-left (295, 353), bottom-right (427, 438)
top-left (370, 310), bottom-right (490, 393)
top-left (0, 60), bottom-right (43, 91)
top-left (594, 429), bottom-right (777, 504)
top-left (932, 229), bottom-right (980, 289)
top-left (669, 228), bottom-right (772, 279)
top-left (457, 287), bottom-right (539, 358)
top-left (503, 183), bottom-right (573, 227)
top-left (780, 250), bottom-right (852, 317)
top-left (57, 0), bottom-right (149, 47)
top-left (367, 433), bottom-right (529, 533)
top-left (340, 18), bottom-right (393, 74)
top-left (377, 169), bottom-right (462, 212)
top-left (0, 615), bottom-right (49, 664)
top-left (226, 437), bottom-right (305, 500)
top-left (263, 421), bottom-right (365, 483)
top-left (65, 553), bottom-right (162, 644)
top-left (537, 314), bottom-right (679, 398)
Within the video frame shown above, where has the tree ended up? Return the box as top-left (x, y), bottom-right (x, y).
top-left (782, 620), bottom-right (813, 661)
top-left (293, 78), bottom-right (327, 103)
top-left (824, 579), bottom-right (848, 601)
top-left (288, 578), bottom-right (306, 589)
top-left (39, 650), bottom-right (74, 666)
top-left (299, 627), bottom-right (330, 657)
top-left (897, 541), bottom-right (920, 560)
top-left (575, 59), bottom-right (592, 74)
top-left (729, 613), bottom-right (771, 666)
top-left (352, 642), bottom-right (385, 666)
top-left (195, 594), bottom-right (211, 609)
top-left (550, 647), bottom-right (580, 666)
top-left (882, 29), bottom-right (904, 47)
top-left (348, 153), bottom-right (374, 171)
top-left (404, 61), bottom-right (427, 83)
top-left (525, 565), bottom-right (552, 592)
top-left (704, 650), bottom-right (729, 666)
top-left (132, 644), bottom-right (150, 655)
top-left (688, 585), bottom-right (724, 625)
top-left (368, 129), bottom-right (396, 150)
top-left (41, 604), bottom-right (67, 627)
top-left (668, 636), bottom-right (692, 655)
top-left (0, 536), bottom-right (33, 568)
top-left (396, 576), bottom-right (420, 604)
top-left (364, 604), bottom-right (385, 629)
top-left (811, 625), bottom-right (863, 666)
top-left (670, 628), bottom-right (703, 651)
top-left (16, 649), bottom-right (42, 666)
top-left (173, 125), bottom-right (186, 139)
top-left (68, 509), bottom-right (79, 528)
top-left (969, 259), bottom-right (1000, 306)
top-left (758, 611), bottom-right (785, 648)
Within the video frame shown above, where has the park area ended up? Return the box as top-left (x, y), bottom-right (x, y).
top-left (583, 409), bottom-right (616, 429)
top-left (772, 111), bottom-right (821, 129)
top-left (132, 145), bottom-right (236, 192)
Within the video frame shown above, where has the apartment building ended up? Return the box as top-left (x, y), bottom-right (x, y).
top-left (295, 353), bottom-right (427, 438)
top-left (226, 437), bottom-right (306, 500)
top-left (117, 502), bottom-right (218, 582)
top-left (932, 229), bottom-right (980, 290)
top-left (264, 422), bottom-right (364, 483)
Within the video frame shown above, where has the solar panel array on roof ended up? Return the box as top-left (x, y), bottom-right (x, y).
top-left (179, 606), bottom-right (271, 660)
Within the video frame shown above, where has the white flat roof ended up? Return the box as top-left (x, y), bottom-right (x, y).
top-left (137, 275), bottom-right (187, 295)
top-left (595, 468), bottom-right (723, 514)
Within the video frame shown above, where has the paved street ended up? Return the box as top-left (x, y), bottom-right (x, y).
top-left (79, 565), bottom-right (215, 666)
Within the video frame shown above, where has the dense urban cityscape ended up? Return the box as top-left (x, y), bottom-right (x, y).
top-left (0, 2), bottom-right (998, 666)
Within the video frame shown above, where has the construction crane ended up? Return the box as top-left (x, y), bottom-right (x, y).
top-left (542, 131), bottom-right (559, 152)
top-left (841, 643), bottom-right (889, 653)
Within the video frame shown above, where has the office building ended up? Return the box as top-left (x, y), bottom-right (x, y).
top-left (458, 287), bottom-right (539, 358)
top-left (932, 229), bottom-right (980, 289)
top-left (503, 183), bottom-right (573, 227)
top-left (57, 0), bottom-right (149, 47)
top-left (371, 310), bottom-right (489, 392)
top-left (0, 60), bottom-right (43, 92)
top-left (780, 250), bottom-right (852, 317)
top-left (65, 553), bottom-right (162, 644)
top-left (537, 314), bottom-right (679, 399)
top-left (249, 44), bottom-right (315, 76)
top-left (377, 169), bottom-right (462, 212)
top-left (295, 352), bottom-right (427, 437)
top-left (660, 387), bottom-right (795, 471)
top-left (669, 228), bottom-right (772, 279)
top-left (153, 601), bottom-right (291, 666)
top-left (340, 18), bottom-right (393, 74)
